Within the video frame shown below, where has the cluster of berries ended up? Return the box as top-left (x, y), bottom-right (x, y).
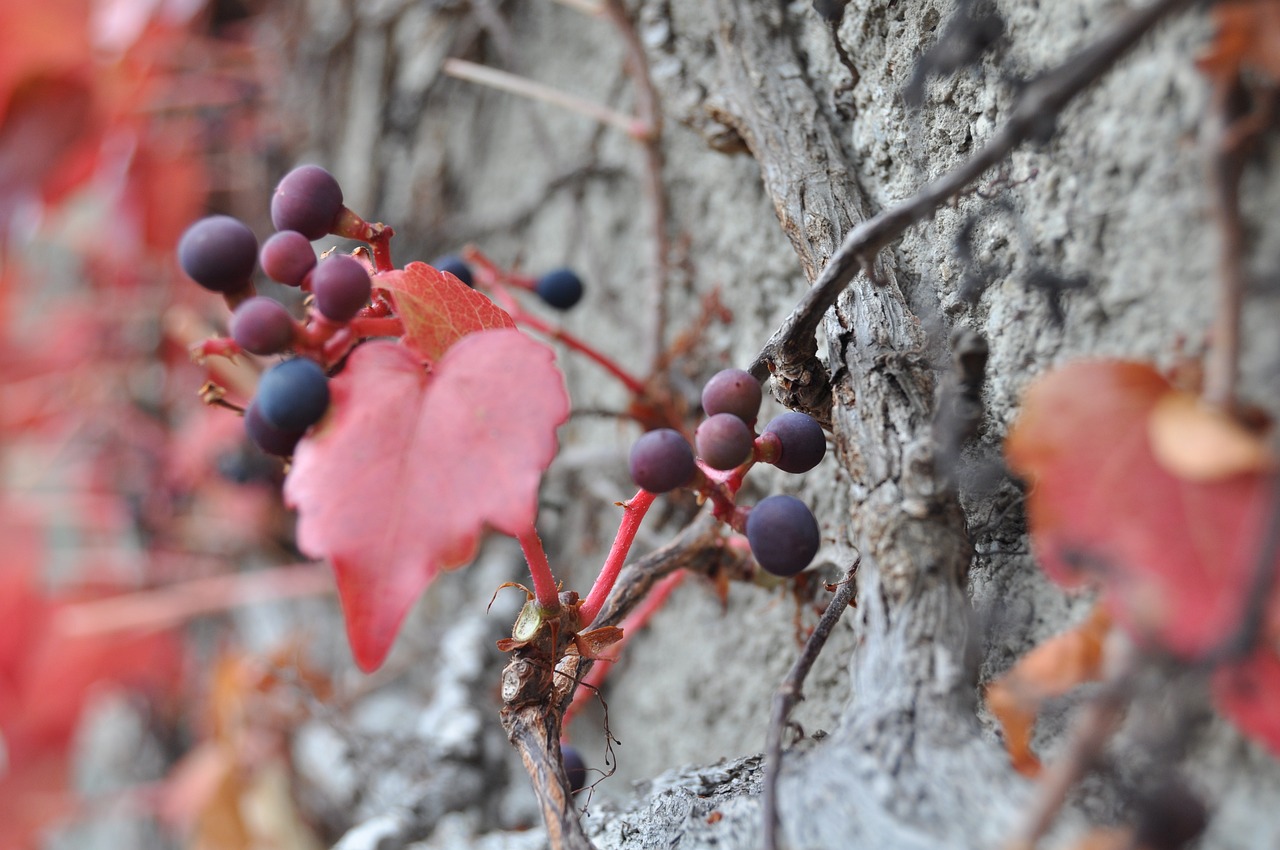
top-left (176, 164), bottom-right (588, 457)
top-left (628, 368), bottom-right (826, 577)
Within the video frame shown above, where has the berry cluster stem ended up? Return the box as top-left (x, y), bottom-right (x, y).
top-left (578, 489), bottom-right (657, 625)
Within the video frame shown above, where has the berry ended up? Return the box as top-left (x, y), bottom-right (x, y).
top-left (763, 412), bottom-right (826, 474)
top-left (433, 254), bottom-right (474, 287)
top-left (629, 429), bottom-right (696, 494)
top-left (231, 297), bottom-right (295, 355)
top-left (561, 744), bottom-right (587, 794)
top-left (244, 400), bottom-right (305, 457)
top-left (256, 358), bottom-right (330, 432)
top-left (311, 254), bottom-right (371, 322)
top-left (535, 268), bottom-right (584, 310)
top-left (178, 215), bottom-right (258, 294)
top-left (746, 495), bottom-right (820, 577)
top-left (270, 165), bottom-right (344, 240)
top-left (260, 230), bottom-right (317, 287)
top-left (701, 369), bottom-right (762, 425)
top-left (695, 412), bottom-right (755, 471)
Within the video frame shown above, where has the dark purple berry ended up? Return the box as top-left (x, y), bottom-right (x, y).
top-left (244, 400), bottom-right (305, 457)
top-left (270, 165), bottom-right (344, 240)
top-left (231, 297), bottom-right (295, 355)
top-left (433, 255), bottom-right (474, 288)
top-left (535, 268), bottom-right (584, 310)
top-left (178, 215), bottom-right (258, 294)
top-left (256, 358), bottom-right (330, 432)
top-left (311, 254), bottom-right (371, 322)
top-left (762, 412), bottom-right (826, 474)
top-left (701, 369), bottom-right (762, 425)
top-left (629, 429), bottom-right (696, 494)
top-left (746, 495), bottom-right (820, 577)
top-left (695, 412), bottom-right (755, 471)
top-left (561, 744), bottom-right (587, 794)
top-left (260, 230), bottom-right (317, 287)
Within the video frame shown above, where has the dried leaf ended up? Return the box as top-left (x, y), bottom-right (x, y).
top-left (1198, 0), bottom-right (1280, 83)
top-left (986, 604), bottom-right (1111, 776)
top-left (374, 261), bottom-right (514, 362)
top-left (1148, 391), bottom-right (1273, 480)
top-left (285, 332), bottom-right (569, 671)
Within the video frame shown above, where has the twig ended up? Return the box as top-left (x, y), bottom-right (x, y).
top-left (1005, 640), bottom-right (1139, 850)
top-left (1202, 472), bottom-right (1280, 665)
top-left (762, 558), bottom-right (859, 850)
top-left (748, 0), bottom-right (1196, 382)
top-left (1203, 74), bottom-right (1252, 412)
top-left (599, 0), bottom-right (670, 374)
top-left (442, 58), bottom-right (646, 138)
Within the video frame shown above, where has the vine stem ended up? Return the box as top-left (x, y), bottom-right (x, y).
top-left (519, 527), bottom-right (562, 612)
top-left (749, 0), bottom-right (1196, 385)
top-left (578, 489), bottom-right (657, 625)
top-left (492, 286), bottom-right (650, 397)
top-left (762, 558), bottom-right (859, 850)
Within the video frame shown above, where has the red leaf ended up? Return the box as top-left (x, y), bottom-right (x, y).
top-left (374, 261), bottom-right (514, 362)
top-left (1214, 648), bottom-right (1280, 754)
top-left (1005, 360), bottom-right (1278, 656)
top-left (284, 331), bottom-right (569, 671)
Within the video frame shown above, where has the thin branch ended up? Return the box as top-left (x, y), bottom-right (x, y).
top-left (749, 0), bottom-right (1196, 381)
top-left (762, 558), bottom-right (859, 850)
top-left (1202, 75), bottom-right (1252, 412)
top-left (443, 58), bottom-right (646, 138)
top-left (1005, 641), bottom-right (1139, 850)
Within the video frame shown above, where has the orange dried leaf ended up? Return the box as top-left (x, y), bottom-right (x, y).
top-left (1148, 392), bottom-right (1273, 480)
top-left (1198, 1), bottom-right (1280, 83)
top-left (986, 605), bottom-right (1111, 776)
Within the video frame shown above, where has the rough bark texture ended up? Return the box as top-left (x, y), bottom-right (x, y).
top-left (268, 1), bottom-right (1280, 848)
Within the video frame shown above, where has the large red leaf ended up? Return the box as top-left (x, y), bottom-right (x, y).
top-left (1006, 360), bottom-right (1280, 753)
top-left (1006, 360), bottom-right (1277, 655)
top-left (374, 261), bottom-right (514, 362)
top-left (284, 331), bottom-right (569, 671)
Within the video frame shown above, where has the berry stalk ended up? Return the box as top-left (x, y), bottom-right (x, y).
top-left (578, 489), bottom-right (657, 625)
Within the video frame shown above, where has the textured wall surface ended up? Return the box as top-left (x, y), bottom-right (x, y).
top-left (263, 1), bottom-right (1280, 847)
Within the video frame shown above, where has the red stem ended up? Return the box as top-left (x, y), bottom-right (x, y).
top-left (578, 489), bottom-right (657, 625)
top-left (519, 527), bottom-right (561, 612)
